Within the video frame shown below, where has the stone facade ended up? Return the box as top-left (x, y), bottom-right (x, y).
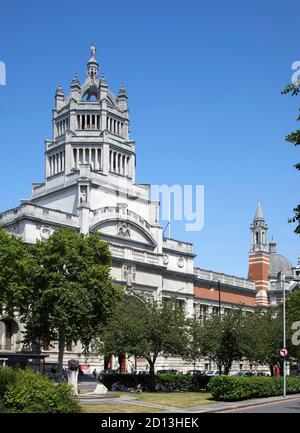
top-left (1, 46), bottom-right (298, 373)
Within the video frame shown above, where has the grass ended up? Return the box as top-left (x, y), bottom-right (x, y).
top-left (82, 404), bottom-right (161, 413)
top-left (80, 392), bottom-right (215, 413)
top-left (136, 392), bottom-right (213, 407)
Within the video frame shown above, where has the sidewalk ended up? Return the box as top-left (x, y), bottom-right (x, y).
top-left (164, 393), bottom-right (300, 413)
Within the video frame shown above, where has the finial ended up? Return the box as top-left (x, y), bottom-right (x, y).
top-left (55, 84), bottom-right (64, 95)
top-left (118, 83), bottom-right (127, 98)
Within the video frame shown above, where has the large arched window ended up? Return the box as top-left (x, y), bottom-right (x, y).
top-left (0, 319), bottom-right (19, 351)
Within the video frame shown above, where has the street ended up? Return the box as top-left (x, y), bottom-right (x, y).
top-left (222, 397), bottom-right (300, 413)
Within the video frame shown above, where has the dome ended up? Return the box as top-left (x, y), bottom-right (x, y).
top-left (269, 253), bottom-right (292, 277)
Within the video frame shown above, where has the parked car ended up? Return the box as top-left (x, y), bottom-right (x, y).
top-left (157, 369), bottom-right (181, 375)
top-left (99, 369), bottom-right (119, 375)
top-left (204, 370), bottom-right (223, 376)
top-left (233, 370), bottom-right (255, 377)
top-left (136, 370), bottom-right (150, 375)
top-left (186, 369), bottom-right (204, 376)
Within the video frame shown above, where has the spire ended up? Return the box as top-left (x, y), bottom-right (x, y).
top-left (70, 74), bottom-right (81, 90)
top-left (118, 84), bottom-right (127, 99)
top-left (250, 201), bottom-right (268, 252)
top-left (254, 201), bottom-right (264, 221)
top-left (100, 72), bottom-right (107, 87)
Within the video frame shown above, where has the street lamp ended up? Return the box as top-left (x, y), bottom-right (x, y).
top-left (280, 272), bottom-right (287, 398)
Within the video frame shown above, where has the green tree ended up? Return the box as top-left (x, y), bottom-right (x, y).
top-left (0, 227), bottom-right (34, 316)
top-left (16, 228), bottom-right (121, 377)
top-left (286, 291), bottom-right (300, 363)
top-left (196, 309), bottom-right (245, 375)
top-left (241, 309), bottom-right (282, 376)
top-left (282, 82), bottom-right (300, 233)
top-left (98, 295), bottom-right (189, 377)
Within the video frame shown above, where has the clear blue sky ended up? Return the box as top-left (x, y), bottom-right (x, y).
top-left (0, 0), bottom-right (299, 277)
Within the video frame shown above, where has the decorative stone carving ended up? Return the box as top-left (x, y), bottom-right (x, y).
top-left (68, 359), bottom-right (79, 371)
top-left (118, 221), bottom-right (131, 238)
top-left (163, 255), bottom-right (169, 265)
top-left (67, 359), bottom-right (79, 395)
top-left (40, 225), bottom-right (54, 240)
top-left (177, 256), bottom-right (185, 268)
top-left (123, 264), bottom-right (136, 287)
top-left (80, 186), bottom-right (88, 204)
top-left (90, 44), bottom-right (96, 58)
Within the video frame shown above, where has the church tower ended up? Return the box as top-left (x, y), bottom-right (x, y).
top-left (248, 202), bottom-right (270, 291)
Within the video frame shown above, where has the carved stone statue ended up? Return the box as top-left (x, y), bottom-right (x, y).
top-left (80, 186), bottom-right (87, 204)
top-left (67, 359), bottom-right (79, 395)
top-left (68, 359), bottom-right (79, 371)
top-left (123, 264), bottom-right (136, 287)
top-left (90, 44), bottom-right (96, 58)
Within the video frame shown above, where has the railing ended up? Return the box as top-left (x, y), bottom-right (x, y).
top-left (195, 268), bottom-right (255, 290)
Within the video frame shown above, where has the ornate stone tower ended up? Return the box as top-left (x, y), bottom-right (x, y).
top-left (248, 202), bottom-right (270, 292)
top-left (45, 43), bottom-right (135, 186)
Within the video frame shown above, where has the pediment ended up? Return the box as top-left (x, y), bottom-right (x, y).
top-left (91, 218), bottom-right (156, 249)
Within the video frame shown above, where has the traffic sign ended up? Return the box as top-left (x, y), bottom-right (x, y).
top-left (280, 348), bottom-right (288, 357)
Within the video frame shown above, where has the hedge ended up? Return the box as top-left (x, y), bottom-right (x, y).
top-left (209, 376), bottom-right (300, 401)
top-left (101, 373), bottom-right (211, 392)
top-left (0, 368), bottom-right (81, 413)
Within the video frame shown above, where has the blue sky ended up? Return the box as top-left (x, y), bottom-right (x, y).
top-left (0, 0), bottom-right (299, 277)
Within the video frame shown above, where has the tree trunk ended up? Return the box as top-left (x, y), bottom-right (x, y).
top-left (146, 358), bottom-right (156, 391)
top-left (57, 333), bottom-right (65, 380)
top-left (149, 361), bottom-right (155, 377)
top-left (224, 365), bottom-right (230, 375)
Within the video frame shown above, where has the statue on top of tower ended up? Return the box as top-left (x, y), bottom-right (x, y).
top-left (90, 43), bottom-right (96, 59)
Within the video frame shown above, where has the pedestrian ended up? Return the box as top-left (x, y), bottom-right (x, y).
top-left (92, 368), bottom-right (97, 380)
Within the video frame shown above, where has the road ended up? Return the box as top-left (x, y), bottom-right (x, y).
top-left (223, 397), bottom-right (300, 413)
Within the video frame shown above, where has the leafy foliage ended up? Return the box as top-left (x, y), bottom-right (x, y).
top-left (0, 227), bottom-right (34, 315)
top-left (209, 375), bottom-right (300, 401)
top-left (98, 295), bottom-right (189, 376)
top-left (101, 373), bottom-right (211, 392)
top-left (282, 83), bottom-right (300, 233)
top-left (191, 309), bottom-right (245, 374)
top-left (1, 369), bottom-right (80, 413)
top-left (0, 367), bottom-right (17, 399)
top-left (286, 291), bottom-right (300, 362)
top-left (240, 309), bottom-right (282, 375)
top-left (1, 228), bottom-right (121, 375)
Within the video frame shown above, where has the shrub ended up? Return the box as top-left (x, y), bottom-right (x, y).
top-left (2, 369), bottom-right (81, 413)
top-left (101, 373), bottom-right (211, 392)
top-left (0, 367), bottom-right (17, 398)
top-left (209, 376), bottom-right (300, 401)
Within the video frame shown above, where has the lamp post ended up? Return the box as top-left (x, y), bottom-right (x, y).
top-left (281, 272), bottom-right (287, 398)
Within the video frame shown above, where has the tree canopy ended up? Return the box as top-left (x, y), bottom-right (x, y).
top-left (98, 295), bottom-right (189, 376)
top-left (282, 83), bottom-right (300, 233)
top-left (0, 227), bottom-right (121, 376)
